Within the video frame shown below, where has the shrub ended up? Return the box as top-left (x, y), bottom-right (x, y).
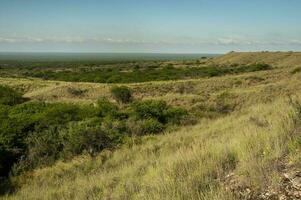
top-left (251, 63), bottom-right (272, 71)
top-left (111, 86), bottom-right (133, 104)
top-left (97, 98), bottom-right (119, 117)
top-left (60, 122), bottom-right (123, 157)
top-left (291, 67), bottom-right (301, 74)
top-left (140, 118), bottom-right (164, 135)
top-left (15, 120), bottom-right (125, 173)
top-left (15, 127), bottom-right (63, 173)
top-left (131, 100), bottom-right (188, 125)
top-left (0, 102), bottom-right (101, 176)
top-left (0, 85), bottom-right (25, 106)
top-left (131, 100), bottom-right (169, 123)
top-left (37, 104), bottom-right (85, 129)
top-left (97, 98), bottom-right (129, 120)
top-left (164, 107), bottom-right (188, 124)
top-left (0, 146), bottom-right (16, 177)
top-left (67, 87), bottom-right (86, 96)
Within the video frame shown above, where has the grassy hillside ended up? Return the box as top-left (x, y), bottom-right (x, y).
top-left (210, 51), bottom-right (301, 68)
top-left (1, 53), bottom-right (301, 199)
top-left (3, 98), bottom-right (301, 200)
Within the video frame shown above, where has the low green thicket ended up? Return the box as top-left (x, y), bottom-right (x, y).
top-left (23, 63), bottom-right (272, 83)
top-left (0, 86), bottom-right (188, 179)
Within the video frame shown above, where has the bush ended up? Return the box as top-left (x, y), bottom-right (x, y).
top-left (67, 87), bottom-right (86, 96)
top-left (0, 146), bottom-right (16, 177)
top-left (37, 104), bottom-right (88, 129)
top-left (60, 122), bottom-right (123, 157)
top-left (111, 86), bottom-right (133, 104)
top-left (164, 107), bottom-right (188, 124)
top-left (250, 63), bottom-right (272, 71)
top-left (291, 67), bottom-right (301, 74)
top-left (15, 127), bottom-right (63, 172)
top-left (97, 98), bottom-right (119, 117)
top-left (140, 119), bottom-right (164, 135)
top-left (0, 85), bottom-right (25, 106)
top-left (14, 120), bottom-right (125, 174)
top-left (131, 100), bottom-right (169, 123)
top-left (0, 102), bottom-right (100, 176)
top-left (131, 100), bottom-right (188, 124)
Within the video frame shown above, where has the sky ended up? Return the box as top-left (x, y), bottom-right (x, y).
top-left (0, 0), bottom-right (301, 53)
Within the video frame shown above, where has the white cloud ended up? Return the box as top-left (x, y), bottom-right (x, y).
top-left (0, 36), bottom-right (301, 46)
top-left (0, 38), bottom-right (18, 43)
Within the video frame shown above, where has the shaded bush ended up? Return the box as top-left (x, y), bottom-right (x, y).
top-left (97, 98), bottom-right (119, 117)
top-left (0, 102), bottom-right (99, 176)
top-left (111, 86), bottom-right (133, 104)
top-left (13, 119), bottom-right (125, 174)
top-left (0, 146), bottom-right (17, 177)
top-left (67, 87), bottom-right (86, 96)
top-left (131, 100), bottom-right (169, 123)
top-left (140, 118), bottom-right (164, 135)
top-left (0, 85), bottom-right (25, 106)
top-left (131, 100), bottom-right (187, 124)
top-left (291, 67), bottom-right (301, 74)
top-left (164, 107), bottom-right (188, 124)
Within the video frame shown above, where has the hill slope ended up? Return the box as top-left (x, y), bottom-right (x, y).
top-left (210, 51), bottom-right (301, 67)
top-left (1, 55), bottom-right (301, 199)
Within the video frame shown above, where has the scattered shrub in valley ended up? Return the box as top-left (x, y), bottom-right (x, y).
top-left (111, 86), bottom-right (133, 104)
top-left (0, 85), bottom-right (189, 179)
top-left (20, 63), bottom-right (272, 84)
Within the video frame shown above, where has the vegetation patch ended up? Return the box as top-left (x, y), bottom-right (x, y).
top-left (8, 63), bottom-right (273, 84)
top-left (111, 86), bottom-right (133, 104)
top-left (291, 67), bottom-right (301, 74)
top-left (0, 85), bottom-right (25, 106)
top-left (0, 85), bottom-right (189, 182)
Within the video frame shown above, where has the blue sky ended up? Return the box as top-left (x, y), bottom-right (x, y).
top-left (0, 0), bottom-right (301, 53)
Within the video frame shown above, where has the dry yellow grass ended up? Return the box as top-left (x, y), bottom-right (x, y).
top-left (0, 65), bottom-right (297, 108)
top-left (210, 51), bottom-right (301, 68)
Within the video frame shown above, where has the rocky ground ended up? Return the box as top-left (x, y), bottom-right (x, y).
top-left (224, 166), bottom-right (301, 199)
